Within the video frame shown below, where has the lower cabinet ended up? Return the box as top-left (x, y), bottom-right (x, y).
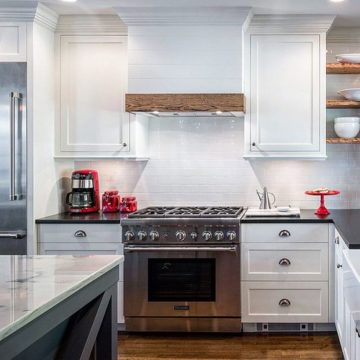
top-left (241, 223), bottom-right (330, 325)
top-left (37, 223), bottom-right (124, 324)
top-left (335, 231), bottom-right (360, 360)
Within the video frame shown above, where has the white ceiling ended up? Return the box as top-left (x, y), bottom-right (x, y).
top-left (13, 0), bottom-right (360, 26)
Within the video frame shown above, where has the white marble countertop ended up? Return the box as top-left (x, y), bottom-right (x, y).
top-left (0, 255), bottom-right (123, 342)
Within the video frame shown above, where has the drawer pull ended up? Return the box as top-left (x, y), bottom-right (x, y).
top-left (279, 258), bottom-right (291, 266)
top-left (335, 236), bottom-right (339, 245)
top-left (279, 299), bottom-right (291, 307)
top-left (279, 230), bottom-right (291, 237)
top-left (356, 327), bottom-right (360, 338)
top-left (337, 264), bottom-right (342, 269)
top-left (74, 230), bottom-right (87, 238)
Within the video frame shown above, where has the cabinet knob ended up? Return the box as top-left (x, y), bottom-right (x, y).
top-left (74, 230), bottom-right (87, 238)
top-left (337, 264), bottom-right (342, 269)
top-left (279, 298), bottom-right (291, 307)
top-left (279, 258), bottom-right (291, 266)
top-left (335, 236), bottom-right (339, 245)
top-left (279, 230), bottom-right (291, 237)
top-left (252, 142), bottom-right (256, 147)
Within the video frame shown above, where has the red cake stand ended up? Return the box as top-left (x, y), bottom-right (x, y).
top-left (305, 190), bottom-right (340, 216)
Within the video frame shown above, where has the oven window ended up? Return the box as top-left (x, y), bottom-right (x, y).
top-left (148, 259), bottom-right (215, 302)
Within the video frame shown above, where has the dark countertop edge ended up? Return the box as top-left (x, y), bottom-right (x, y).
top-left (35, 212), bottom-right (122, 224)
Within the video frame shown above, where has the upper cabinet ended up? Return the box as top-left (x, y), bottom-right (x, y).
top-left (55, 17), bottom-right (148, 159)
top-left (243, 15), bottom-right (334, 159)
top-left (0, 22), bottom-right (26, 62)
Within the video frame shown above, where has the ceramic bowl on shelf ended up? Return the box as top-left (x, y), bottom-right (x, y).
top-left (336, 54), bottom-right (360, 63)
top-left (334, 117), bottom-right (360, 138)
top-left (338, 88), bottom-right (360, 101)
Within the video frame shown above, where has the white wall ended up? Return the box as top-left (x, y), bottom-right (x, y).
top-left (128, 25), bottom-right (243, 93)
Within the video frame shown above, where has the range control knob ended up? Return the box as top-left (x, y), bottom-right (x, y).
top-left (214, 231), bottom-right (224, 241)
top-left (176, 230), bottom-right (186, 241)
top-left (149, 230), bottom-right (160, 241)
top-left (190, 232), bottom-right (198, 240)
top-left (202, 231), bottom-right (212, 241)
top-left (227, 231), bottom-right (237, 241)
top-left (137, 231), bottom-right (147, 241)
top-left (124, 231), bottom-right (135, 242)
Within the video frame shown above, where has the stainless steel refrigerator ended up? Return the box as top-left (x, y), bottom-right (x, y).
top-left (0, 63), bottom-right (27, 254)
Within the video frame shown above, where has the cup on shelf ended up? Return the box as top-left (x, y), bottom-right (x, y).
top-left (334, 117), bottom-right (360, 138)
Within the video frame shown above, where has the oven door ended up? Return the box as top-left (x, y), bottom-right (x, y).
top-left (124, 245), bottom-right (240, 317)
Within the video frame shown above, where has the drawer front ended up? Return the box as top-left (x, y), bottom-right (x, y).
top-left (242, 223), bottom-right (328, 243)
top-left (241, 281), bottom-right (329, 323)
top-left (39, 244), bottom-right (124, 281)
top-left (242, 242), bottom-right (328, 281)
top-left (39, 223), bottom-right (120, 243)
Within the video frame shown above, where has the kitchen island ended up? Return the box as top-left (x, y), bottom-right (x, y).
top-left (0, 255), bottom-right (123, 360)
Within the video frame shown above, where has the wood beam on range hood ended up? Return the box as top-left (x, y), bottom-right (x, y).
top-left (125, 93), bottom-right (245, 113)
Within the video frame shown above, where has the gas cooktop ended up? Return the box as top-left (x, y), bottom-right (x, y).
top-left (128, 206), bottom-right (244, 218)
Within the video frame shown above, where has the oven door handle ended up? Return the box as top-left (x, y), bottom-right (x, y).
top-left (124, 245), bottom-right (237, 252)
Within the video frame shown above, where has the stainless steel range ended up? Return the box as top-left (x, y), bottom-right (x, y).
top-left (122, 206), bottom-right (245, 333)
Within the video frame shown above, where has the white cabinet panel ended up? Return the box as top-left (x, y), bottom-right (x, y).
top-left (241, 281), bottom-right (329, 323)
top-left (38, 223), bottom-right (124, 323)
top-left (244, 33), bottom-right (325, 158)
top-left (241, 242), bottom-right (328, 281)
top-left (242, 223), bottom-right (328, 243)
top-left (0, 23), bottom-right (26, 62)
top-left (56, 35), bottom-right (145, 158)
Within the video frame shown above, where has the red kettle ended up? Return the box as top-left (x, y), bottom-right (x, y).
top-left (102, 191), bottom-right (120, 213)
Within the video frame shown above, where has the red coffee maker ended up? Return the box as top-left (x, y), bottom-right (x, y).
top-left (66, 170), bottom-right (100, 214)
top-left (102, 191), bottom-right (120, 213)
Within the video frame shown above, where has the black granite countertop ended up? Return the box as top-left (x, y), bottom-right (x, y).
top-left (35, 212), bottom-right (127, 224)
top-left (243, 209), bottom-right (360, 249)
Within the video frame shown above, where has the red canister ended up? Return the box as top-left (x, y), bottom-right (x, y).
top-left (102, 191), bottom-right (120, 213)
top-left (120, 196), bottom-right (137, 213)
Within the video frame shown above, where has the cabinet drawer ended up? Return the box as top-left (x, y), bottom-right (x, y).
top-left (39, 224), bottom-right (120, 243)
top-left (241, 242), bottom-right (328, 281)
top-left (242, 223), bottom-right (328, 243)
top-left (241, 281), bottom-right (329, 323)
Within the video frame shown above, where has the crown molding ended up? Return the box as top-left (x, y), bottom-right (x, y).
top-left (34, 3), bottom-right (58, 31)
top-left (56, 15), bottom-right (127, 35)
top-left (115, 7), bottom-right (252, 26)
top-left (247, 14), bottom-right (335, 34)
top-left (327, 27), bottom-right (360, 43)
top-left (0, 2), bottom-right (57, 30)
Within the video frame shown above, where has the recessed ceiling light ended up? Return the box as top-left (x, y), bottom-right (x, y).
top-left (329, 0), bottom-right (344, 3)
top-left (61, 0), bottom-right (78, 3)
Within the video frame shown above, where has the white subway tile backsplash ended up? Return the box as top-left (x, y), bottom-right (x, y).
top-left (82, 116), bottom-right (358, 209)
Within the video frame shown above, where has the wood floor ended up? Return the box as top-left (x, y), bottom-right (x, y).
top-left (118, 333), bottom-right (343, 360)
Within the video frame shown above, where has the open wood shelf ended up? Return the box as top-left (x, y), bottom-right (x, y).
top-left (327, 63), bottom-right (360, 74)
top-left (326, 99), bottom-right (360, 108)
top-left (326, 137), bottom-right (360, 144)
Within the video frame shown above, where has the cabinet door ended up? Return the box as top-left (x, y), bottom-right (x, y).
top-left (335, 240), bottom-right (345, 347)
top-left (247, 34), bottom-right (322, 155)
top-left (0, 23), bottom-right (26, 62)
top-left (57, 35), bottom-right (129, 156)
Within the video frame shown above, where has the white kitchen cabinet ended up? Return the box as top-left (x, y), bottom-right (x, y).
top-left (55, 34), bottom-right (148, 158)
top-left (335, 231), bottom-right (345, 348)
top-left (0, 22), bottom-right (26, 62)
top-left (243, 16), bottom-right (333, 159)
top-left (242, 281), bottom-right (329, 323)
top-left (37, 223), bottom-right (125, 324)
top-left (241, 222), bottom-right (330, 325)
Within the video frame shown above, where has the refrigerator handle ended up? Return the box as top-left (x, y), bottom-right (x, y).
top-left (9, 92), bottom-right (22, 201)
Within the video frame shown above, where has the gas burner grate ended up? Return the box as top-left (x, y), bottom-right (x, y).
top-left (128, 206), bottom-right (244, 218)
top-left (128, 207), bottom-right (176, 218)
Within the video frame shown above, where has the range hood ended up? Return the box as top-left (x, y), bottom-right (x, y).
top-left (125, 93), bottom-right (245, 117)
